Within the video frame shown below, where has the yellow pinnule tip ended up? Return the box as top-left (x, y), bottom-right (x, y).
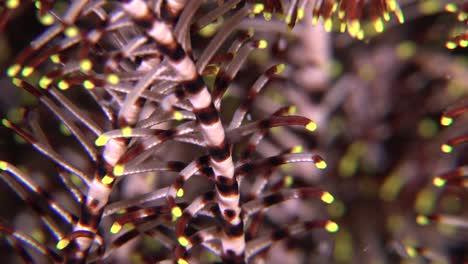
top-left (101, 175), bottom-right (114, 185)
top-left (445, 3), bottom-right (458, 13)
top-left (7, 64), bottom-right (21, 77)
top-left (291, 145), bottom-right (303, 154)
top-left (0, 161), bottom-right (8, 170)
top-left (405, 246), bottom-right (418, 258)
top-left (374, 18), bottom-right (384, 33)
top-left (56, 238), bottom-right (70, 250)
top-left (95, 135), bottom-right (109, 146)
top-left (39, 76), bottom-right (52, 89)
top-left (432, 177), bottom-right (446, 187)
top-left (21, 66), bottom-right (34, 77)
top-left (171, 206), bottom-right (182, 219)
top-left (107, 74), bottom-right (120, 85)
top-left (2, 118), bottom-right (12, 128)
top-left (173, 111), bottom-right (184, 121)
top-left (325, 220), bottom-right (339, 233)
top-left (305, 121), bottom-right (317, 132)
top-left (416, 215), bottom-right (429, 225)
top-left (177, 258), bottom-right (189, 264)
top-left (6, 0), bottom-right (19, 9)
top-left (446, 41), bottom-right (457, 50)
top-left (39, 13), bottom-right (54, 26)
top-left (113, 165), bottom-right (125, 176)
top-left (121, 126), bottom-right (133, 137)
top-left (298, 8), bottom-right (305, 20)
top-left (50, 54), bottom-right (61, 64)
top-left (315, 160), bottom-right (327, 170)
top-left (178, 236), bottom-right (190, 247)
top-left (83, 80), bottom-right (95, 90)
top-left (288, 105), bottom-right (297, 115)
top-left (258, 39), bottom-right (268, 49)
top-left (459, 39), bottom-right (468, 48)
top-left (80, 59), bottom-right (93, 72)
top-left (440, 116), bottom-right (453, 126)
top-left (58, 80), bottom-right (70, 90)
top-left (441, 144), bottom-right (453, 153)
top-left (11, 78), bottom-right (22, 87)
top-left (284, 175), bottom-right (294, 187)
top-left (321, 192), bottom-right (334, 204)
top-left (110, 222), bottom-right (122, 234)
top-left (324, 19), bottom-right (333, 32)
top-left (275, 63), bottom-right (286, 74)
top-left (64, 26), bottom-right (79, 38)
top-left (176, 188), bottom-right (184, 198)
top-left (253, 3), bottom-right (264, 14)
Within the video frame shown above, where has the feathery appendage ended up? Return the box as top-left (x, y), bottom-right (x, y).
top-left (0, 0), bottom-right (338, 263)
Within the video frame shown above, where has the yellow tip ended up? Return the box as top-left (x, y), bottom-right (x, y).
top-left (321, 192), bottom-right (335, 204)
top-left (83, 80), bottom-right (95, 90)
top-left (121, 126), bottom-right (133, 137)
top-left (64, 26), bottom-right (79, 38)
top-left (446, 41), bottom-right (457, 50)
top-left (38, 13), bottom-right (55, 25)
top-left (80, 59), bottom-right (93, 72)
top-left (263, 12), bottom-right (272, 21)
top-left (178, 236), bottom-right (190, 247)
top-left (324, 19), bottom-right (333, 32)
top-left (171, 206), bottom-right (183, 219)
top-left (50, 54), bottom-right (61, 64)
top-left (110, 222), bottom-right (122, 234)
top-left (58, 80), bottom-right (70, 90)
top-left (275, 63), bottom-right (286, 74)
top-left (405, 246), bottom-right (418, 258)
top-left (0, 161), bottom-right (8, 170)
top-left (2, 118), bottom-right (12, 128)
top-left (39, 76), bottom-right (53, 89)
top-left (253, 3), bottom-right (264, 14)
top-left (441, 144), bottom-right (453, 153)
top-left (258, 39), bottom-right (268, 49)
top-left (107, 74), bottom-right (120, 85)
top-left (173, 111), bottom-right (184, 121)
top-left (113, 165), bottom-right (125, 176)
top-left (284, 175), bottom-right (294, 187)
top-left (56, 239), bottom-right (70, 250)
top-left (291, 145), bottom-right (303, 154)
top-left (315, 160), bottom-right (327, 170)
top-left (176, 188), bottom-right (184, 198)
top-left (374, 19), bottom-right (384, 33)
top-left (416, 215), bottom-right (429, 225)
top-left (432, 177), bottom-right (446, 187)
top-left (440, 116), bottom-right (453, 126)
top-left (305, 121), bottom-right (317, 132)
top-left (11, 78), bottom-right (22, 87)
top-left (325, 220), bottom-right (339, 233)
top-left (177, 259), bottom-right (189, 264)
top-left (101, 175), bottom-right (114, 185)
top-left (6, 0), bottom-right (19, 9)
top-left (288, 105), bottom-right (297, 115)
top-left (7, 64), bottom-right (21, 77)
top-left (445, 3), bottom-right (458, 13)
top-left (95, 135), bottom-right (109, 146)
top-left (21, 66), bottom-right (34, 77)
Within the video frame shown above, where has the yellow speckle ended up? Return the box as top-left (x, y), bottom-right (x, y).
top-left (177, 259), bottom-right (189, 264)
top-left (80, 59), bottom-right (93, 72)
top-left (288, 105), bottom-right (297, 115)
top-left (284, 175), bottom-right (293, 187)
top-left (324, 19), bottom-right (332, 32)
top-left (11, 78), bottom-right (22, 87)
top-left (171, 206), bottom-right (182, 219)
top-left (416, 215), bottom-right (429, 225)
top-left (253, 3), bottom-right (264, 14)
top-left (275, 63), bottom-right (286, 74)
top-left (121, 126), bottom-right (133, 137)
top-left (101, 175), bottom-right (114, 185)
top-left (263, 12), bottom-right (272, 21)
top-left (446, 41), bottom-right (457, 50)
top-left (291, 145), bottom-right (303, 154)
top-left (305, 121), bottom-right (317, 132)
top-left (107, 74), bottom-right (120, 85)
top-left (459, 39), bottom-right (468, 47)
top-left (315, 160), bottom-right (327, 170)
top-left (0, 161), bottom-right (8, 170)
top-left (95, 135), bottom-right (109, 146)
top-left (110, 222), bottom-right (122, 234)
top-left (50, 54), bottom-right (61, 64)
top-left (340, 22), bottom-right (346, 33)
top-left (178, 236), bottom-right (190, 247)
top-left (56, 238), bottom-right (70, 250)
top-left (445, 3), bottom-right (458, 13)
top-left (6, 0), bottom-right (19, 9)
top-left (374, 18), bottom-right (384, 33)
top-left (173, 111), bottom-right (184, 121)
top-left (441, 144), bottom-right (453, 153)
top-left (258, 40), bottom-right (268, 49)
top-left (440, 116), bottom-right (453, 126)
top-left (199, 22), bottom-right (220, 37)
top-left (38, 13), bottom-right (54, 25)
top-left (113, 165), bottom-right (125, 176)
top-left (325, 220), bottom-right (339, 233)
top-left (321, 192), bottom-right (334, 204)
top-left (83, 80), bottom-right (95, 90)
top-left (405, 246), bottom-right (418, 258)
top-left (298, 8), bottom-right (305, 20)
top-left (21, 66), bottom-right (34, 77)
top-left (64, 26), bottom-right (79, 38)
top-left (176, 188), bottom-right (184, 198)
top-left (39, 76), bottom-right (53, 89)
top-left (58, 80), bottom-right (70, 90)
top-left (7, 64), bottom-right (21, 77)
top-left (433, 177), bottom-right (446, 187)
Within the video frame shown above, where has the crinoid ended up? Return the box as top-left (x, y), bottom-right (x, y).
top-left (0, 0), bottom-right (338, 263)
